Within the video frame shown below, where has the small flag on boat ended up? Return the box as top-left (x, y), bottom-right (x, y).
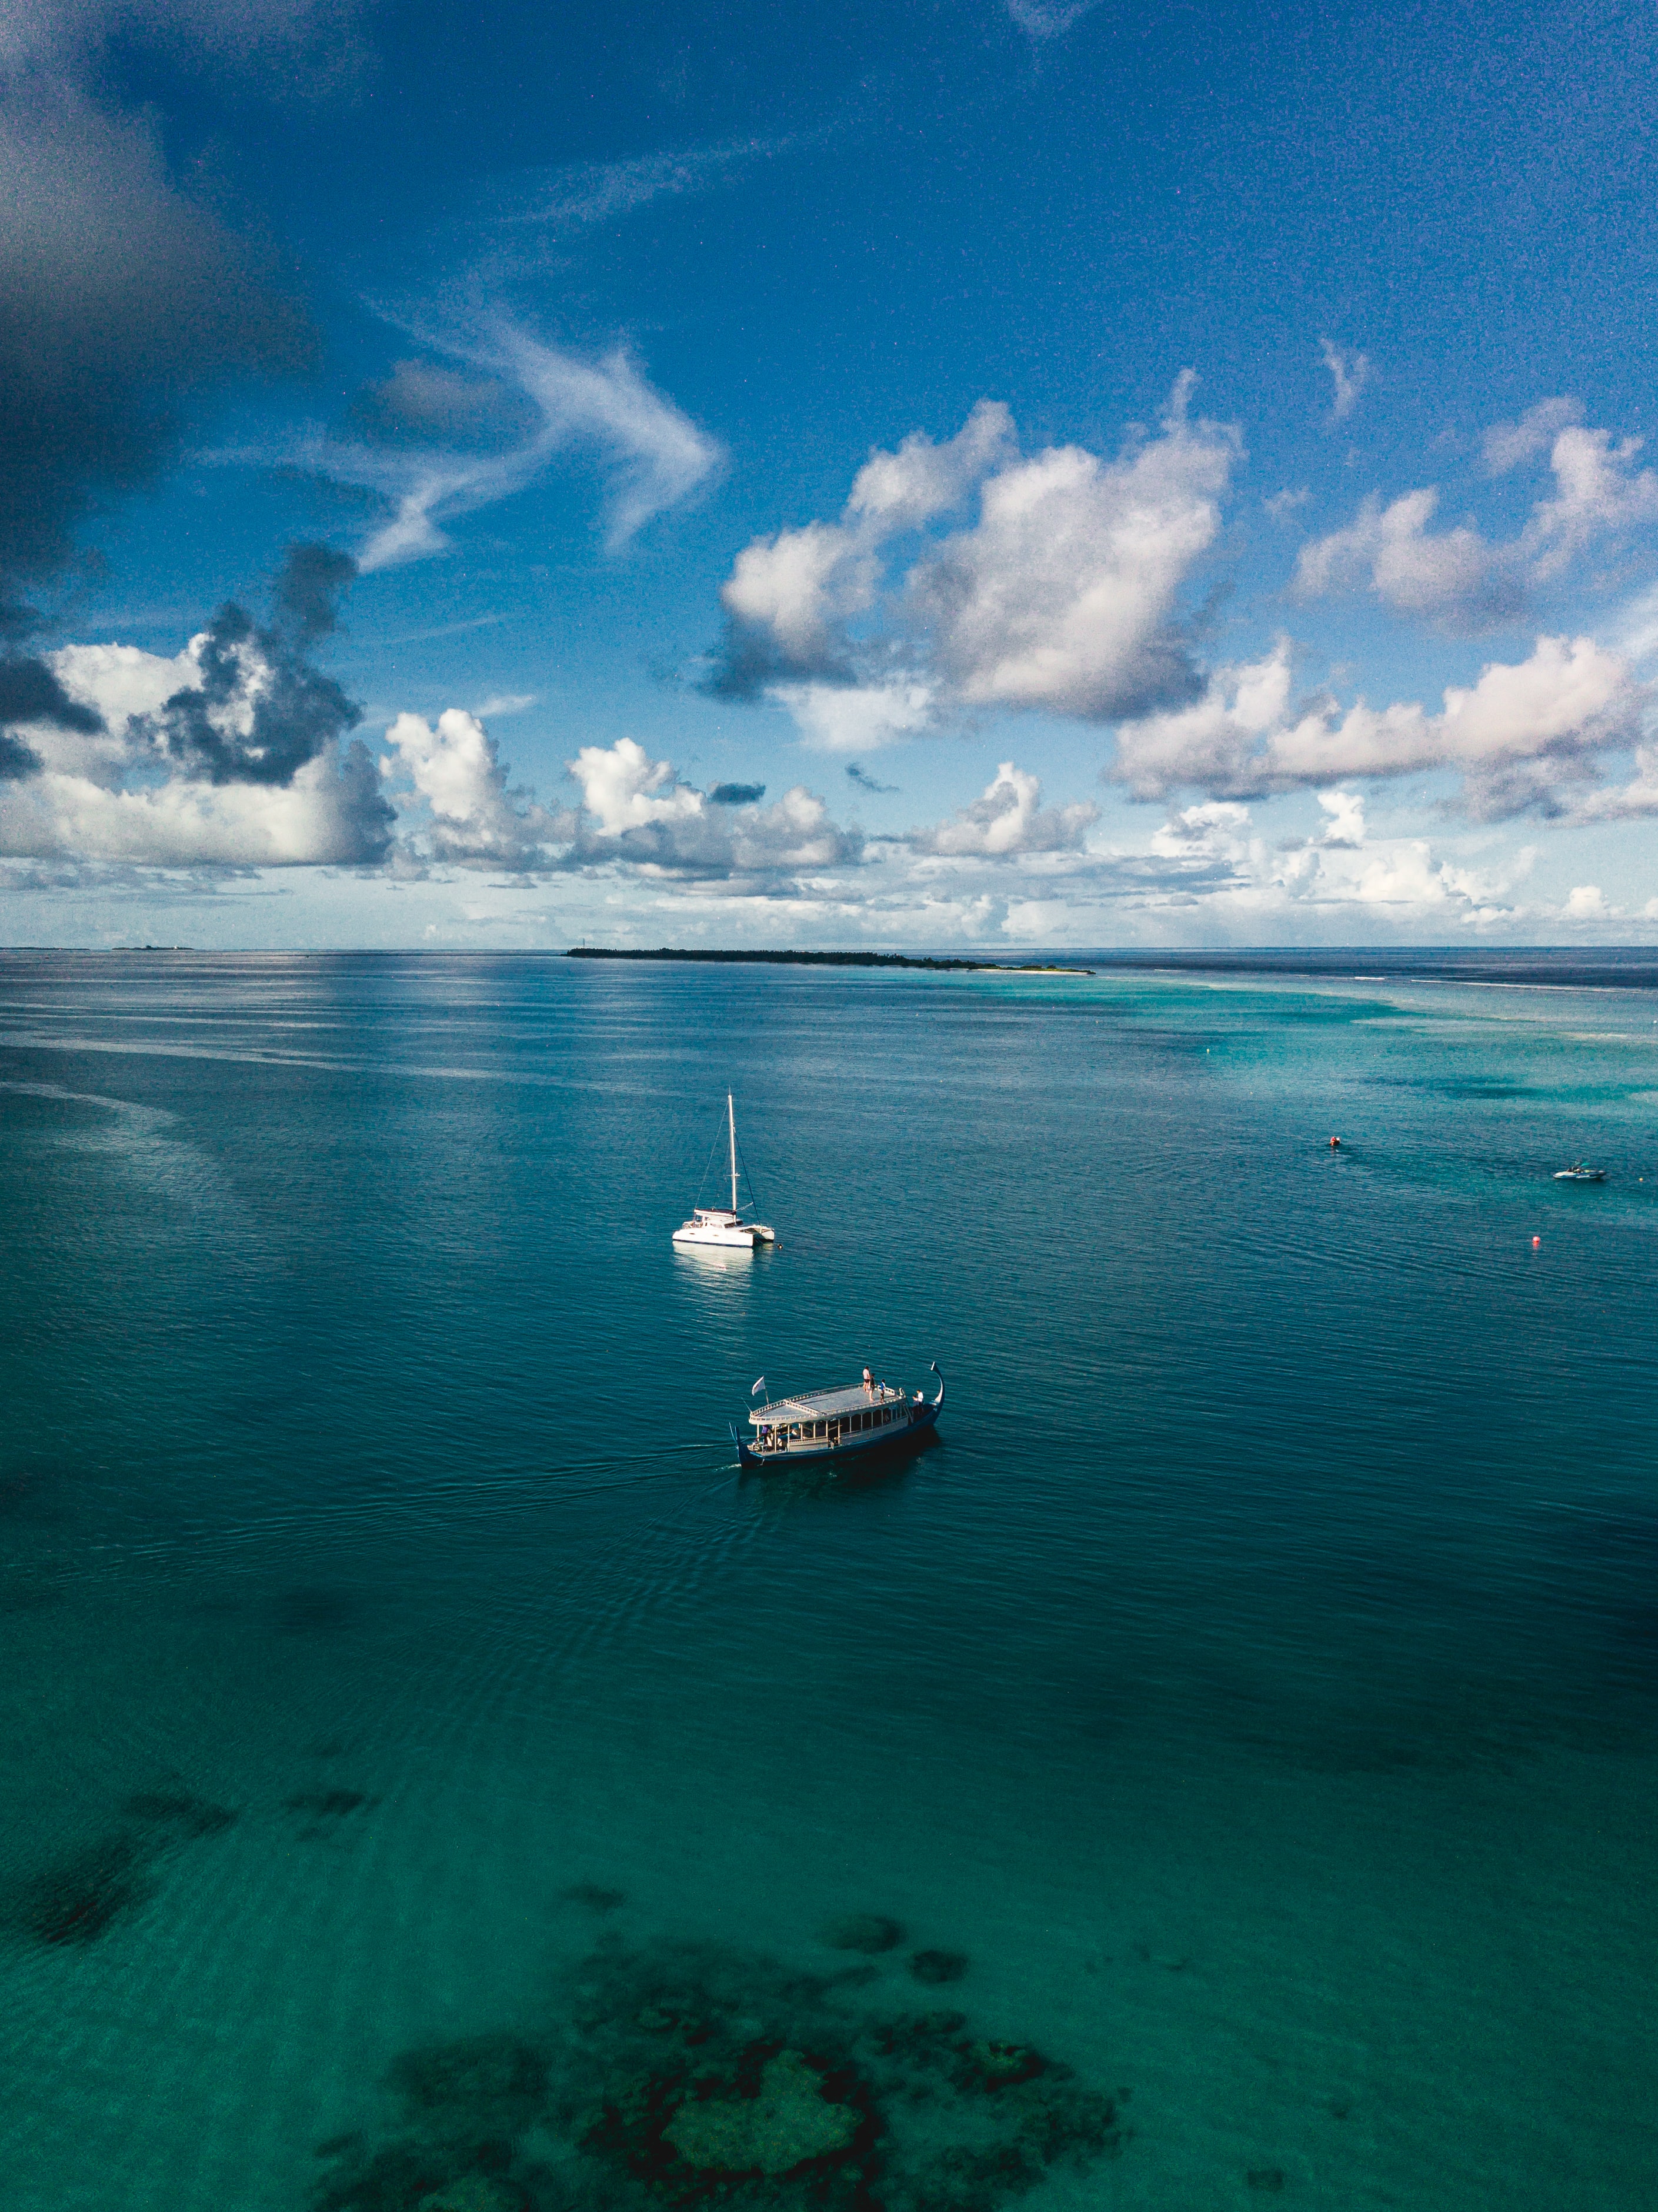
top-left (751, 1375), bottom-right (766, 1396)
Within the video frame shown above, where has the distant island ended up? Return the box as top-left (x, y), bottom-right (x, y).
top-left (566, 947), bottom-right (1095, 973)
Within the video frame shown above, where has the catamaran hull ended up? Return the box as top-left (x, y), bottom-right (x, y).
top-left (733, 1400), bottom-right (941, 1470)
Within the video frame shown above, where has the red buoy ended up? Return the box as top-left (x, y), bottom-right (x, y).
top-left (1532, 1235), bottom-right (1541, 1249)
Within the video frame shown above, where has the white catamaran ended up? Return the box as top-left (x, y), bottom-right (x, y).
top-left (736, 1364), bottom-right (944, 1467)
top-left (672, 1092), bottom-right (776, 1250)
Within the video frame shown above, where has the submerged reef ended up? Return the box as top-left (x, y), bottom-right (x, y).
top-left (10, 1834), bottom-right (151, 1946)
top-left (313, 1931), bottom-right (1122, 2212)
top-left (907, 1953), bottom-right (968, 1987)
top-left (563, 1884), bottom-right (627, 1914)
top-left (2, 1789), bottom-right (239, 1948)
top-left (818, 1915), bottom-right (904, 1956)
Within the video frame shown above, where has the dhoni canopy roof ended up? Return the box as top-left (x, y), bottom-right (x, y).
top-left (752, 1380), bottom-right (910, 1423)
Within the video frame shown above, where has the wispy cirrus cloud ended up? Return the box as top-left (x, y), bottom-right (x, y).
top-left (1004, 0), bottom-right (1106, 40)
top-left (229, 318), bottom-right (722, 572)
top-left (495, 132), bottom-right (795, 235)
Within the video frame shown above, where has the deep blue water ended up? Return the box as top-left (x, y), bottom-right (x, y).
top-left (0, 951), bottom-right (1653, 2210)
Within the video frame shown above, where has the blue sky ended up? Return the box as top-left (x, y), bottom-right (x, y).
top-left (4, 0), bottom-right (1658, 946)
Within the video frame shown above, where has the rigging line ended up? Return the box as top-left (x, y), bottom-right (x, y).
top-left (734, 1128), bottom-right (762, 1212)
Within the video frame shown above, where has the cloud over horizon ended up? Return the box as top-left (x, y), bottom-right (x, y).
top-left (1, 548), bottom-right (392, 869)
top-left (1112, 633), bottom-right (1643, 818)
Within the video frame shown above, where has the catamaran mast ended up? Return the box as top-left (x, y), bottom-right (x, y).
top-left (728, 1090), bottom-right (738, 1214)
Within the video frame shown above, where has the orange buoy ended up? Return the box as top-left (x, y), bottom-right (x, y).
top-left (1532, 1236), bottom-right (1541, 1249)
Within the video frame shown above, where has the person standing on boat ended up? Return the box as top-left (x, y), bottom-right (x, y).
top-left (862, 1367), bottom-right (873, 1393)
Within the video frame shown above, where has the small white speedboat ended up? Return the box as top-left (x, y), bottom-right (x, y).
top-left (1553, 1163), bottom-right (1607, 1182)
top-left (673, 1093), bottom-right (776, 1249)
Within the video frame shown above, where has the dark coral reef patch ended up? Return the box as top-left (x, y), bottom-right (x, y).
top-left (10, 1835), bottom-right (152, 1946)
top-left (312, 1933), bottom-right (1123, 2212)
top-left (2, 1787), bottom-right (239, 1949)
top-left (818, 1914), bottom-right (904, 1955)
top-left (907, 1951), bottom-right (968, 1987)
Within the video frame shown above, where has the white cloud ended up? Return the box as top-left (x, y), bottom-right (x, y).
top-left (1147, 789), bottom-right (1521, 927)
top-left (712, 382), bottom-right (1237, 726)
top-left (1568, 744), bottom-right (1658, 822)
top-left (775, 680), bottom-right (936, 752)
top-left (1482, 397), bottom-right (1583, 475)
top-left (712, 403), bottom-right (1013, 690)
top-left (0, 742), bottom-right (389, 868)
top-left (1292, 488), bottom-right (1521, 627)
top-left (1525, 422), bottom-right (1658, 577)
top-left (382, 709), bottom-right (565, 869)
top-left (913, 385), bottom-right (1235, 719)
top-left (1295, 406), bottom-right (1658, 629)
top-left (1113, 633), bottom-right (1642, 815)
top-left (847, 401), bottom-right (1017, 531)
top-left (720, 521), bottom-right (874, 683)
top-left (0, 625), bottom-right (393, 869)
top-left (563, 737), bottom-right (859, 887)
top-left (1320, 338), bottom-right (1373, 423)
top-left (261, 320), bottom-right (720, 572)
top-left (915, 761), bottom-right (1097, 855)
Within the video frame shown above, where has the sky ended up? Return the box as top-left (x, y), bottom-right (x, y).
top-left (3, 0), bottom-right (1658, 949)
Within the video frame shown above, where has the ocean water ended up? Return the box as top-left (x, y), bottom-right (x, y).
top-left (0, 949), bottom-right (1653, 2211)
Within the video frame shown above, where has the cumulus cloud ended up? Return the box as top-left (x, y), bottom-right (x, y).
top-left (590, 763), bottom-right (1545, 944)
top-left (1295, 405), bottom-right (1658, 629)
top-left (709, 382), bottom-right (1236, 730)
top-left (1320, 339), bottom-right (1373, 423)
top-left (1146, 789), bottom-right (1522, 927)
top-left (775, 681), bottom-right (937, 752)
top-left (1292, 488), bottom-right (1524, 628)
top-left (1113, 633), bottom-right (1642, 816)
top-left (913, 387), bottom-right (1233, 719)
top-left (382, 709), bottom-right (565, 869)
top-left (915, 762), bottom-right (1097, 855)
top-left (562, 738), bottom-right (859, 889)
top-left (707, 403), bottom-right (1018, 697)
top-left (1, 546), bottom-right (393, 868)
top-left (0, 743), bottom-right (390, 868)
top-left (278, 321), bottom-right (722, 570)
top-left (1569, 745), bottom-right (1658, 822)
top-left (1482, 397), bottom-right (1583, 475)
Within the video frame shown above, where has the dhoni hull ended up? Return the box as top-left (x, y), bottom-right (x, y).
top-left (734, 1399), bottom-right (940, 1470)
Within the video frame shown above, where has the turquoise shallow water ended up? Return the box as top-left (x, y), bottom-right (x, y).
top-left (0, 950), bottom-right (1653, 2210)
